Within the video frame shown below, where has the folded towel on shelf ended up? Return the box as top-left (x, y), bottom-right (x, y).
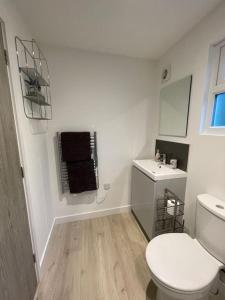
top-left (66, 160), bottom-right (97, 193)
top-left (61, 132), bottom-right (91, 162)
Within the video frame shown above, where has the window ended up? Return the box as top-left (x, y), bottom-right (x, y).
top-left (203, 40), bottom-right (225, 134)
top-left (211, 93), bottom-right (225, 127)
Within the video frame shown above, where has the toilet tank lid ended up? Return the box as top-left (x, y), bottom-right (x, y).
top-left (197, 194), bottom-right (225, 221)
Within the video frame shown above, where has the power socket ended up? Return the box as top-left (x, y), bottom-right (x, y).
top-left (103, 183), bottom-right (111, 191)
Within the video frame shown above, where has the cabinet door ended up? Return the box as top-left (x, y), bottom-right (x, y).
top-left (131, 167), bottom-right (155, 239)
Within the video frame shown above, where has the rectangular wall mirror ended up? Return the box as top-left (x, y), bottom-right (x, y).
top-left (159, 75), bottom-right (192, 137)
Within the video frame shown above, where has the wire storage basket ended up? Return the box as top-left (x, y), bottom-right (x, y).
top-left (15, 37), bottom-right (52, 120)
top-left (155, 188), bottom-right (184, 236)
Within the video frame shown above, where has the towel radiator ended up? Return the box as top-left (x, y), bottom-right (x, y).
top-left (57, 132), bottom-right (99, 193)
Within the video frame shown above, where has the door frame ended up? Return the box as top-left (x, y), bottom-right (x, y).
top-left (0, 18), bottom-right (40, 279)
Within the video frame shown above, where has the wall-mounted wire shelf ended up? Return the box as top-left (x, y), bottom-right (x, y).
top-left (15, 37), bottom-right (52, 120)
top-left (20, 67), bottom-right (49, 86)
top-left (155, 188), bottom-right (184, 236)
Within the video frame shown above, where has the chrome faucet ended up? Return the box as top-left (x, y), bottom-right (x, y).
top-left (159, 153), bottom-right (166, 165)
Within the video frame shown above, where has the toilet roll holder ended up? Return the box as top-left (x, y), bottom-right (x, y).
top-left (155, 188), bottom-right (184, 236)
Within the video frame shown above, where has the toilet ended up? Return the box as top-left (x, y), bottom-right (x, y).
top-left (146, 194), bottom-right (225, 300)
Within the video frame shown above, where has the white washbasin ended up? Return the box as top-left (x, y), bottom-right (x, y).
top-left (133, 159), bottom-right (187, 181)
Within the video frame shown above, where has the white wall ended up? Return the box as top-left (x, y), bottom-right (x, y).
top-left (156, 1), bottom-right (225, 236)
top-left (43, 46), bottom-right (157, 219)
top-left (0, 0), bottom-right (54, 272)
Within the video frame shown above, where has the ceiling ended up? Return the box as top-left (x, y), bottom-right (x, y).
top-left (14, 0), bottom-right (222, 59)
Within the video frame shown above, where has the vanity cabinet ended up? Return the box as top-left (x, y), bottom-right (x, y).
top-left (131, 166), bottom-right (155, 238)
top-left (131, 166), bottom-right (187, 240)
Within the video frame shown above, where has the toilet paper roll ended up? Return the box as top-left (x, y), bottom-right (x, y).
top-left (167, 199), bottom-right (180, 216)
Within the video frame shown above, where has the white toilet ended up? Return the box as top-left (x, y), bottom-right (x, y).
top-left (146, 194), bottom-right (225, 300)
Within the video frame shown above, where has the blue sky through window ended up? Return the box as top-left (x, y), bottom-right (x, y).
top-left (211, 93), bottom-right (225, 127)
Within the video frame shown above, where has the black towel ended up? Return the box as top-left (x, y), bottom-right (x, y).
top-left (61, 132), bottom-right (91, 162)
top-left (67, 160), bottom-right (97, 193)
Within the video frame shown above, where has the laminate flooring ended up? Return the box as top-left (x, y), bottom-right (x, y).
top-left (34, 213), bottom-right (156, 300)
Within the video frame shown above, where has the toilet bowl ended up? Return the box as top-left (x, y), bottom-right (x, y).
top-left (146, 194), bottom-right (225, 300)
top-left (146, 233), bottom-right (222, 300)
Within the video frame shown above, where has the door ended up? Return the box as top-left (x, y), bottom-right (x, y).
top-left (0, 21), bottom-right (37, 299)
top-left (131, 167), bottom-right (155, 239)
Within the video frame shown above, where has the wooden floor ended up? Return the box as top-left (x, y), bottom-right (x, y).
top-left (35, 213), bottom-right (156, 300)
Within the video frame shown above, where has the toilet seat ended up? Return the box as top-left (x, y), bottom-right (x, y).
top-left (146, 233), bottom-right (223, 296)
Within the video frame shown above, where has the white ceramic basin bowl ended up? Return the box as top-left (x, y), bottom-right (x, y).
top-left (133, 159), bottom-right (187, 181)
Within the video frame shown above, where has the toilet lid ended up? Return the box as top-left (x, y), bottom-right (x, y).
top-left (146, 233), bottom-right (222, 293)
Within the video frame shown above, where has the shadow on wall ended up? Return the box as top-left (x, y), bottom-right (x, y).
top-left (64, 191), bottom-right (97, 205)
top-left (136, 141), bottom-right (155, 159)
top-left (53, 134), bottom-right (63, 198)
top-left (61, 166), bottom-right (130, 207)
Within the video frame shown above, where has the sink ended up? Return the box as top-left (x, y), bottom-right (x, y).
top-left (133, 159), bottom-right (187, 181)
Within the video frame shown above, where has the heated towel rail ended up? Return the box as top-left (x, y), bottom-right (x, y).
top-left (57, 132), bottom-right (99, 193)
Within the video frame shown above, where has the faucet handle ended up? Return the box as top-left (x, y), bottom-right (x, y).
top-left (170, 159), bottom-right (177, 169)
top-left (160, 153), bottom-right (167, 164)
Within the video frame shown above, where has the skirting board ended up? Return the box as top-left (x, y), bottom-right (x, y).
top-left (39, 205), bottom-right (131, 273)
top-left (54, 205), bottom-right (131, 224)
top-left (39, 218), bottom-right (55, 274)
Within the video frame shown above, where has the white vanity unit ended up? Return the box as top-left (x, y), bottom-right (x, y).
top-left (131, 159), bottom-right (187, 240)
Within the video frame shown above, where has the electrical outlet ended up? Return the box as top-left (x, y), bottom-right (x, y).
top-left (103, 183), bottom-right (111, 191)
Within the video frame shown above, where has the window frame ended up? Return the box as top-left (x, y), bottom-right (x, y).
top-left (203, 39), bottom-right (225, 135)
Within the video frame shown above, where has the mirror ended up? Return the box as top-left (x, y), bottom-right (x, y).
top-left (159, 75), bottom-right (192, 137)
